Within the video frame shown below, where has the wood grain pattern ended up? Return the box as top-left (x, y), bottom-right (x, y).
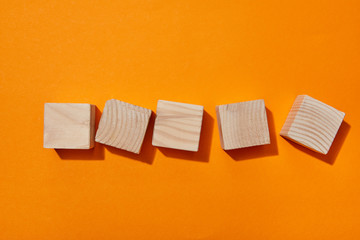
top-left (43, 103), bottom-right (95, 149)
top-left (152, 100), bottom-right (204, 152)
top-left (216, 99), bottom-right (270, 150)
top-left (280, 95), bottom-right (345, 154)
top-left (95, 99), bottom-right (151, 154)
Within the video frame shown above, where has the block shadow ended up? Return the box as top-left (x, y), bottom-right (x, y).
top-left (105, 111), bottom-right (156, 165)
top-left (157, 111), bottom-right (214, 163)
top-left (283, 121), bottom-right (351, 165)
top-left (225, 108), bottom-right (279, 161)
top-left (56, 106), bottom-right (105, 160)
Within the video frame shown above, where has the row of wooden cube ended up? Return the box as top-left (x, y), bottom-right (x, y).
top-left (44, 95), bottom-right (345, 155)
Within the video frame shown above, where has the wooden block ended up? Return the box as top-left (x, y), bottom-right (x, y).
top-left (216, 99), bottom-right (270, 150)
top-left (152, 100), bottom-right (204, 152)
top-left (95, 99), bottom-right (151, 154)
top-left (280, 95), bottom-right (345, 154)
top-left (43, 103), bottom-right (95, 149)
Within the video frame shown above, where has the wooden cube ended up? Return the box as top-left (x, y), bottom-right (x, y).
top-left (95, 99), bottom-right (151, 154)
top-left (216, 99), bottom-right (270, 150)
top-left (43, 103), bottom-right (95, 149)
top-left (280, 95), bottom-right (345, 154)
top-left (152, 100), bottom-right (204, 152)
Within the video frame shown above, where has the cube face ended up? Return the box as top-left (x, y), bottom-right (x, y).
top-left (95, 99), bottom-right (151, 154)
top-left (152, 100), bottom-right (204, 152)
top-left (216, 99), bottom-right (270, 150)
top-left (280, 95), bottom-right (345, 154)
top-left (44, 103), bottom-right (95, 149)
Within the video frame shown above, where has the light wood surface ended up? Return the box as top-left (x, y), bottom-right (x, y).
top-left (280, 95), bottom-right (345, 154)
top-left (152, 100), bottom-right (204, 152)
top-left (95, 99), bottom-right (151, 154)
top-left (216, 99), bottom-right (270, 150)
top-left (43, 103), bottom-right (95, 149)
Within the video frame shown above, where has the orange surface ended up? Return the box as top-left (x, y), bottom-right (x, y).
top-left (0, 0), bottom-right (359, 239)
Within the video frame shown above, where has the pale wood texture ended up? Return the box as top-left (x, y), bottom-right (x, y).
top-left (152, 100), bottom-right (204, 152)
top-left (95, 99), bottom-right (151, 154)
top-left (43, 103), bottom-right (95, 149)
top-left (216, 99), bottom-right (270, 150)
top-left (280, 95), bottom-right (345, 154)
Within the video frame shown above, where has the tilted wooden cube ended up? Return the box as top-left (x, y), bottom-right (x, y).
top-left (152, 100), bottom-right (204, 152)
top-left (216, 99), bottom-right (270, 150)
top-left (43, 103), bottom-right (95, 149)
top-left (95, 99), bottom-right (151, 154)
top-left (280, 95), bottom-right (345, 154)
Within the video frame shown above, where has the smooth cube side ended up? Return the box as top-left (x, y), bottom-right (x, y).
top-left (152, 100), bottom-right (204, 152)
top-left (43, 103), bottom-right (95, 149)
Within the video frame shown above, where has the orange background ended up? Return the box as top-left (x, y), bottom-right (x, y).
top-left (1, 0), bottom-right (359, 239)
